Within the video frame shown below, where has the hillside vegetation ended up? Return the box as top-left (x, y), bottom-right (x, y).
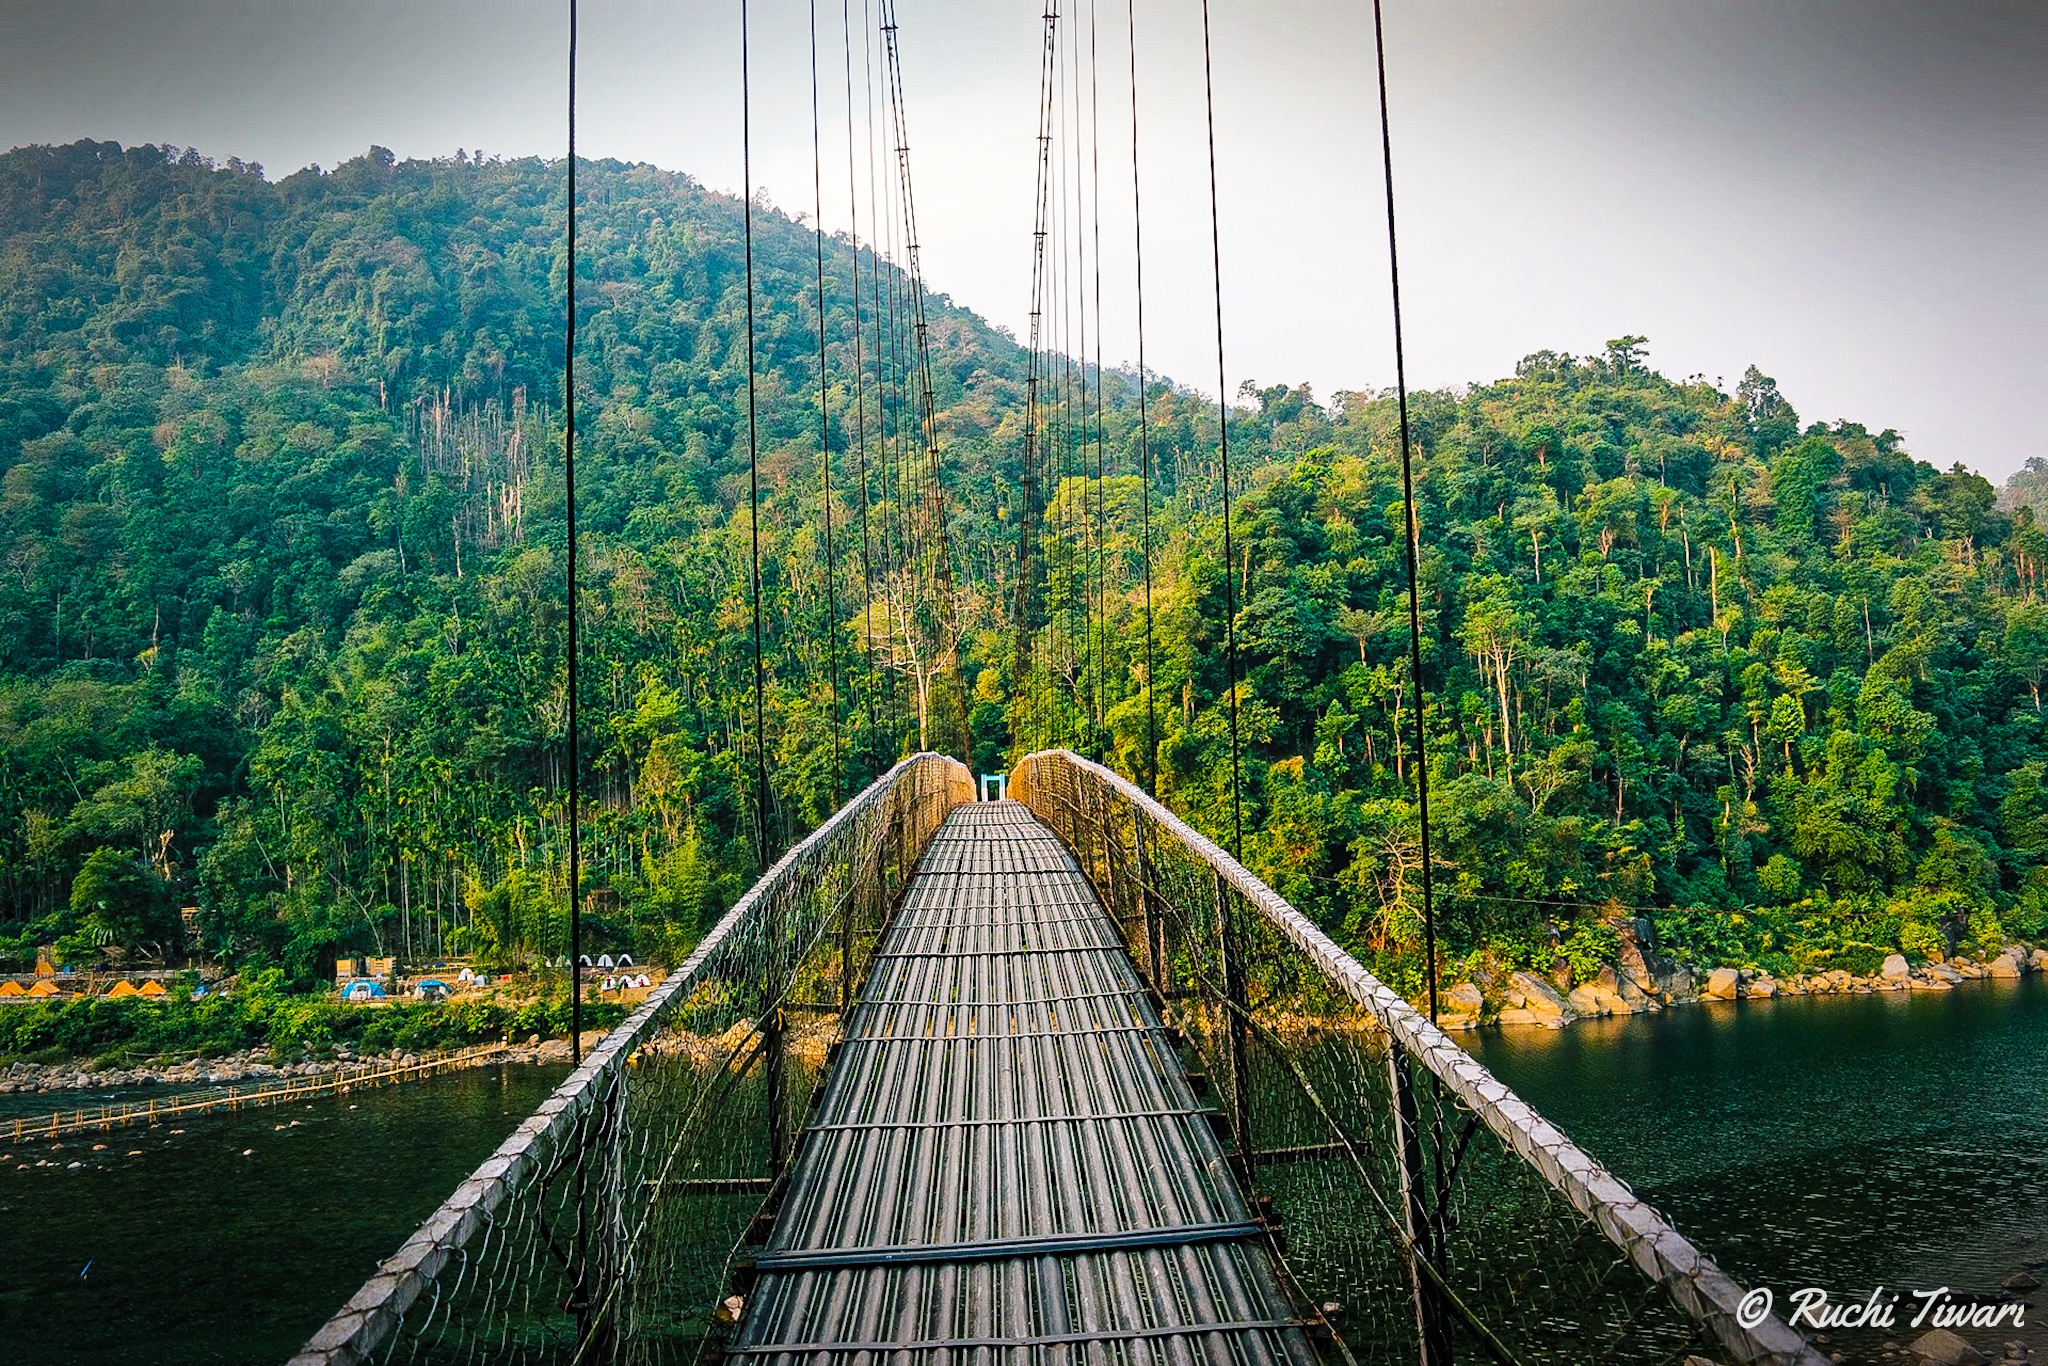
top-left (2, 140), bottom-right (2041, 998)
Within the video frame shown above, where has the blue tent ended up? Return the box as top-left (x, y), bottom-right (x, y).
top-left (414, 979), bottom-right (451, 999)
top-left (339, 979), bottom-right (387, 1001)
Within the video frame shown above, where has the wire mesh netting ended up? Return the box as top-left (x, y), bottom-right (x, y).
top-left (1012, 750), bottom-right (1825, 1366)
top-left (292, 753), bottom-right (976, 1366)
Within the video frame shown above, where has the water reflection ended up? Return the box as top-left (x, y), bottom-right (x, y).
top-left (1465, 976), bottom-right (2048, 1355)
top-left (0, 1064), bottom-right (567, 1365)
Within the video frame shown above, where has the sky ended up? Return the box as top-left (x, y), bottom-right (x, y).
top-left (2, 1), bottom-right (2042, 479)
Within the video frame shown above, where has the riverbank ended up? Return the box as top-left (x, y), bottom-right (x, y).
top-left (0, 975), bottom-right (628, 1076)
top-left (0, 1030), bottom-right (610, 1098)
top-left (1438, 938), bottom-right (2048, 1030)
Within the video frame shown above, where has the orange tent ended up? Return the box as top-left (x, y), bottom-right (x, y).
top-left (0, 980), bottom-right (25, 996)
top-left (25, 979), bottom-right (60, 997)
top-left (137, 980), bottom-right (168, 997)
top-left (104, 980), bottom-right (139, 999)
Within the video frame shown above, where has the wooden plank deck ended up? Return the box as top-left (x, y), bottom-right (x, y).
top-left (731, 802), bottom-right (1318, 1366)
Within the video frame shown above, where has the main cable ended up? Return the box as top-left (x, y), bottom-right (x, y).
top-left (1087, 0), bottom-right (1105, 744)
top-left (1373, 0), bottom-right (1439, 1022)
top-left (1198, 0), bottom-right (1244, 861)
top-left (1124, 0), bottom-right (1158, 798)
top-left (809, 0), bottom-right (842, 805)
top-left (565, 0), bottom-right (582, 1064)
top-left (843, 0), bottom-right (881, 779)
top-left (742, 0), bottom-right (772, 863)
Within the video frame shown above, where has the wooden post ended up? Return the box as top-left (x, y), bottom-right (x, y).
top-left (1389, 1039), bottom-right (1452, 1366)
top-left (765, 895), bottom-right (789, 1179)
top-left (1216, 868), bottom-right (1253, 1164)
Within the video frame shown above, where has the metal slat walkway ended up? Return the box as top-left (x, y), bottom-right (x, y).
top-left (732, 802), bottom-right (1318, 1365)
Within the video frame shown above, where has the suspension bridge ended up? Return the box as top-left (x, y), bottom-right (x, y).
top-left (293, 3), bottom-right (1829, 1364)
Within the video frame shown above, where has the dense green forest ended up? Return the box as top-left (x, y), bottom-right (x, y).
top-left (1, 139), bottom-right (2041, 997)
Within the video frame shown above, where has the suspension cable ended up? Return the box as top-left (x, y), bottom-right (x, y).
top-left (741, 0), bottom-right (773, 863)
top-left (1198, 0), bottom-right (1243, 861)
top-left (565, 0), bottom-right (582, 1063)
top-left (1373, 0), bottom-right (1439, 1021)
top-left (808, 0), bottom-right (843, 806)
top-left (1087, 0), bottom-right (1105, 744)
top-left (842, 0), bottom-right (881, 779)
top-left (1017, 2), bottom-right (1058, 760)
top-left (1124, 0), bottom-right (1158, 798)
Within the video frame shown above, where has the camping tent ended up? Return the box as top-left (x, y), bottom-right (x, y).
top-left (414, 979), bottom-right (450, 1000)
top-left (104, 980), bottom-right (139, 998)
top-left (137, 980), bottom-right (168, 997)
top-left (339, 980), bottom-right (387, 1002)
top-left (0, 980), bottom-right (24, 997)
top-left (25, 980), bottom-right (59, 997)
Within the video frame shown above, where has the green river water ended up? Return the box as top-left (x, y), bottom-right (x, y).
top-left (0, 1064), bottom-right (566, 1365)
top-left (1466, 973), bottom-right (2048, 1357)
top-left (0, 977), bottom-right (2040, 1364)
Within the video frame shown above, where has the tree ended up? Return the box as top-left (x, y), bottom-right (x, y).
top-left (69, 846), bottom-right (156, 956)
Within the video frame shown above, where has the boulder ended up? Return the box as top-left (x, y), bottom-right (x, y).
top-left (1701, 967), bottom-right (1742, 1000)
top-left (1567, 984), bottom-right (1625, 1018)
top-left (1616, 974), bottom-right (1661, 1011)
top-left (1500, 972), bottom-right (1569, 1028)
top-left (1882, 952), bottom-right (1912, 981)
top-left (1746, 973), bottom-right (1779, 998)
top-left (1909, 974), bottom-right (1956, 991)
top-left (2002, 1270), bottom-right (2041, 1292)
top-left (1661, 967), bottom-right (1697, 1001)
top-left (1987, 950), bottom-right (2022, 979)
top-left (1438, 982), bottom-right (1485, 1029)
top-left (1928, 963), bottom-right (1964, 985)
top-left (1908, 1327), bottom-right (1986, 1365)
top-left (2032, 948), bottom-right (2048, 974)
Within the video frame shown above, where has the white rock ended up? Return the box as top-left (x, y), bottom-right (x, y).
top-left (1701, 967), bottom-right (1741, 1000)
top-left (1503, 972), bottom-right (1568, 1027)
top-left (1881, 952), bottom-right (1912, 981)
top-left (1908, 1327), bottom-right (1986, 1365)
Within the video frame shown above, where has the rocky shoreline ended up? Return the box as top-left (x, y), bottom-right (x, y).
top-left (0, 1035), bottom-right (582, 1097)
top-left (1438, 932), bottom-right (2048, 1031)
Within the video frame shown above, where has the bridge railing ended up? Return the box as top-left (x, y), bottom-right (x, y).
top-left (1013, 749), bottom-right (1821, 1366)
top-left (293, 752), bottom-right (975, 1366)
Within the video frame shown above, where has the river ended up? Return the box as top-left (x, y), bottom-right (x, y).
top-left (0, 1063), bottom-right (566, 1365)
top-left (2, 981), bottom-right (2040, 1364)
top-left (1465, 974), bottom-right (2048, 1358)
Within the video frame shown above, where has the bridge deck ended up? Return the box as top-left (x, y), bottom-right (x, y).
top-left (732, 802), bottom-right (1317, 1365)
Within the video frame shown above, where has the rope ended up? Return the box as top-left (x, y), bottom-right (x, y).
top-left (1124, 0), bottom-right (1158, 798)
top-left (842, 0), bottom-right (882, 779)
top-left (1197, 0), bottom-right (1244, 862)
top-left (1372, 0), bottom-right (1439, 1021)
top-left (809, 0), bottom-right (842, 806)
top-left (741, 0), bottom-right (773, 864)
top-left (1088, 0), bottom-right (1105, 744)
top-left (565, 0), bottom-right (583, 1062)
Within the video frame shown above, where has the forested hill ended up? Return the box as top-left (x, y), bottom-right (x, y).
top-left (1, 139), bottom-right (2042, 994)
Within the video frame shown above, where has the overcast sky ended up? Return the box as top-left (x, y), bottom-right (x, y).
top-left (3, 1), bottom-right (2042, 479)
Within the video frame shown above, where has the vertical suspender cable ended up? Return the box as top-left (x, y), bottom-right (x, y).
top-left (809, 0), bottom-right (842, 805)
top-left (565, 0), bottom-right (582, 1064)
top-left (1198, 0), bottom-right (1243, 861)
top-left (742, 0), bottom-right (772, 863)
top-left (843, 0), bottom-right (882, 779)
top-left (1124, 0), bottom-right (1157, 798)
top-left (1088, 0), bottom-right (1105, 743)
top-left (1373, 0), bottom-right (1439, 1021)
